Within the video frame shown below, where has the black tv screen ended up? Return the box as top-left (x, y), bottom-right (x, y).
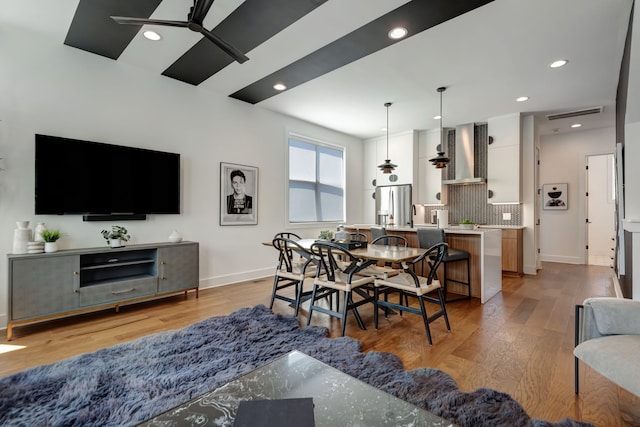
top-left (35, 134), bottom-right (180, 215)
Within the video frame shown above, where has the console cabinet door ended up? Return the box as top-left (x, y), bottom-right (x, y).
top-left (157, 243), bottom-right (199, 294)
top-left (10, 255), bottom-right (79, 320)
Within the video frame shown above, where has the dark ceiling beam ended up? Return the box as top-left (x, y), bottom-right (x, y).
top-left (162, 0), bottom-right (328, 85)
top-left (230, 0), bottom-right (494, 104)
top-left (64, 0), bottom-right (162, 59)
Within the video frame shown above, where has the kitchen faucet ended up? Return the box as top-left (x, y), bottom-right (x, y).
top-left (410, 204), bottom-right (416, 228)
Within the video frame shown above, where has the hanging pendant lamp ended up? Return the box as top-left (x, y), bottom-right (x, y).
top-left (378, 102), bottom-right (397, 174)
top-left (429, 87), bottom-right (451, 169)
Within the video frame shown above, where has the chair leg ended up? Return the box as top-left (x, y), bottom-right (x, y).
top-left (417, 296), bottom-right (433, 345)
top-left (437, 288), bottom-right (451, 331)
top-left (306, 284), bottom-right (320, 327)
top-left (374, 287), bottom-right (379, 329)
top-left (293, 279), bottom-right (304, 316)
top-left (269, 275), bottom-right (280, 309)
top-left (340, 291), bottom-right (350, 337)
top-left (466, 257), bottom-right (471, 299)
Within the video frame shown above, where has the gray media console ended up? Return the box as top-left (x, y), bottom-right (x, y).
top-left (7, 241), bottom-right (199, 340)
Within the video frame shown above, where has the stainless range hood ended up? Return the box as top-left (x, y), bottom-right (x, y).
top-left (442, 123), bottom-right (486, 185)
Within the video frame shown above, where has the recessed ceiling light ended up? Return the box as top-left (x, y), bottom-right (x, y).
top-left (571, 123), bottom-right (582, 128)
top-left (516, 96), bottom-right (529, 102)
top-left (388, 27), bottom-right (408, 40)
top-left (550, 59), bottom-right (568, 68)
top-left (143, 30), bottom-right (161, 41)
top-left (433, 115), bottom-right (442, 120)
top-left (273, 83), bottom-right (287, 91)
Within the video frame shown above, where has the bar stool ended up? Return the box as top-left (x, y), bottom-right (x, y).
top-left (417, 228), bottom-right (471, 302)
top-left (370, 226), bottom-right (386, 241)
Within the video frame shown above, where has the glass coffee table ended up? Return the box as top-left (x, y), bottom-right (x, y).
top-left (138, 350), bottom-right (455, 427)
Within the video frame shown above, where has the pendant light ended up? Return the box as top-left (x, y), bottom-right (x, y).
top-left (378, 102), bottom-right (397, 174)
top-left (429, 87), bottom-right (451, 169)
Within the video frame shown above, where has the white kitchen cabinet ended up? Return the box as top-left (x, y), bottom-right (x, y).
top-left (369, 131), bottom-right (416, 187)
top-left (487, 114), bottom-right (521, 203)
top-left (416, 129), bottom-right (444, 205)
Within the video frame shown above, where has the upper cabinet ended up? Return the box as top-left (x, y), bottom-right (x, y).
top-left (416, 129), bottom-right (444, 205)
top-left (364, 131), bottom-right (417, 188)
top-left (487, 114), bottom-right (522, 204)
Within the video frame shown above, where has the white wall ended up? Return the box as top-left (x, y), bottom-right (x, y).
top-left (539, 127), bottom-right (615, 264)
top-left (0, 23), bottom-right (364, 328)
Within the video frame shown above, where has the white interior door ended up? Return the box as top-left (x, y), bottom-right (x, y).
top-left (586, 154), bottom-right (616, 266)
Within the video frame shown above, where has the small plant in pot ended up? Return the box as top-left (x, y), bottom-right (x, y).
top-left (318, 230), bottom-right (333, 241)
top-left (459, 219), bottom-right (475, 230)
top-left (101, 226), bottom-right (130, 248)
top-left (40, 229), bottom-right (62, 253)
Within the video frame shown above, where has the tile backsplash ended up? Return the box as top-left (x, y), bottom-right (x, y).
top-left (425, 123), bottom-right (522, 226)
top-left (426, 185), bottom-right (522, 226)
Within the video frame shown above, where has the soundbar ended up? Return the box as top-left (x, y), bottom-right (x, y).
top-left (83, 214), bottom-right (147, 222)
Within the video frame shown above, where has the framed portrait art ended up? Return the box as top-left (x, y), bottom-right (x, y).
top-left (220, 162), bottom-right (258, 225)
top-left (542, 183), bottom-right (568, 210)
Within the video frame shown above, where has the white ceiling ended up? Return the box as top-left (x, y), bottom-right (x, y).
top-left (2, 0), bottom-right (635, 140)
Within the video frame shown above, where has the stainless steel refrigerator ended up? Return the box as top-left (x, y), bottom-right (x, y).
top-left (375, 184), bottom-right (412, 227)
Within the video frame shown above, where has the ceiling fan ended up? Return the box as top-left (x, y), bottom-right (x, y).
top-left (110, 0), bottom-right (249, 64)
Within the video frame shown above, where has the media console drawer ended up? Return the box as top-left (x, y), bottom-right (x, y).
top-left (78, 276), bottom-right (158, 306)
top-left (7, 241), bottom-right (199, 341)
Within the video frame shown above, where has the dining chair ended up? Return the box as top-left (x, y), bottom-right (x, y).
top-left (373, 242), bottom-right (451, 345)
top-left (306, 241), bottom-right (375, 337)
top-left (349, 232), bottom-right (368, 242)
top-left (417, 228), bottom-right (471, 303)
top-left (270, 236), bottom-right (317, 316)
top-left (370, 226), bottom-right (387, 241)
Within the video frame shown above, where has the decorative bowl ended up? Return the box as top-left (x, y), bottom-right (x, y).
top-left (459, 223), bottom-right (475, 230)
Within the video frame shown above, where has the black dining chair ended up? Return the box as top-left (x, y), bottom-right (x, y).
top-left (270, 236), bottom-right (316, 316)
top-left (306, 241), bottom-right (375, 337)
top-left (373, 242), bottom-right (451, 345)
top-left (417, 228), bottom-right (471, 303)
top-left (370, 226), bottom-right (387, 241)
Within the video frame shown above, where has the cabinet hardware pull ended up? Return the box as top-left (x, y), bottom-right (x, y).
top-left (160, 276), bottom-right (166, 280)
top-left (112, 288), bottom-right (136, 295)
top-left (161, 261), bottom-right (166, 265)
top-left (108, 258), bottom-right (119, 263)
top-left (73, 271), bottom-right (79, 275)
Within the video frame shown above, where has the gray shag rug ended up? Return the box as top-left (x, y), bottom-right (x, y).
top-left (0, 305), bottom-right (592, 427)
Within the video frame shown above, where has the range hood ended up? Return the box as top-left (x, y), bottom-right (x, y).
top-left (442, 123), bottom-right (486, 185)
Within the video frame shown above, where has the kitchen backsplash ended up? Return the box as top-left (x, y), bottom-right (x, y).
top-left (427, 184), bottom-right (523, 225)
top-left (427, 123), bottom-right (522, 226)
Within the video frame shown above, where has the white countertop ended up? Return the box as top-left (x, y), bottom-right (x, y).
top-left (347, 224), bottom-right (510, 234)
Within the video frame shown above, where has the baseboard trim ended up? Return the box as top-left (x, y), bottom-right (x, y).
top-left (199, 267), bottom-right (273, 289)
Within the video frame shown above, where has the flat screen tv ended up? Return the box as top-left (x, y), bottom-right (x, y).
top-left (35, 134), bottom-right (180, 218)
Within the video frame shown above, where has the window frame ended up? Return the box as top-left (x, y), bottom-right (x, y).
top-left (286, 132), bottom-right (346, 227)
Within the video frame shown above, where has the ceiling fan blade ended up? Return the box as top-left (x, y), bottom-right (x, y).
top-left (200, 28), bottom-right (249, 64)
top-left (191, 0), bottom-right (216, 23)
top-left (111, 16), bottom-right (189, 28)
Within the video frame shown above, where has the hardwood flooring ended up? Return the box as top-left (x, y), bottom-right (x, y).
top-left (1, 262), bottom-right (637, 426)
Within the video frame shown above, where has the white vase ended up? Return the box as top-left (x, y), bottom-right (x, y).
top-left (168, 230), bottom-right (182, 243)
top-left (44, 242), bottom-right (58, 253)
top-left (110, 239), bottom-right (122, 248)
top-left (34, 222), bottom-right (47, 242)
top-left (13, 228), bottom-right (31, 254)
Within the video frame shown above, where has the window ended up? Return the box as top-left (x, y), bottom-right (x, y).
top-left (288, 134), bottom-right (345, 223)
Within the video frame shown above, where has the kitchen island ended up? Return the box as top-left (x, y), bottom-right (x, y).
top-left (346, 225), bottom-right (502, 303)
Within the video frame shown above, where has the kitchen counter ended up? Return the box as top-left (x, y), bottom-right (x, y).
top-left (346, 225), bottom-right (502, 304)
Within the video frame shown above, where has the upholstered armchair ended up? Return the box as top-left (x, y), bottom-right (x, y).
top-left (574, 297), bottom-right (640, 396)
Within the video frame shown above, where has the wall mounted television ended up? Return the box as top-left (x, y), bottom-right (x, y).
top-left (35, 134), bottom-right (180, 220)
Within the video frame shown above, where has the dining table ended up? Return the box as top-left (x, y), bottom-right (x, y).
top-left (292, 238), bottom-right (427, 265)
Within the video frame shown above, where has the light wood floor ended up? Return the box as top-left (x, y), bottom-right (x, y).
top-left (1, 262), bottom-right (637, 426)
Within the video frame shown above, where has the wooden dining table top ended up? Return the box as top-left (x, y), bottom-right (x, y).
top-left (270, 238), bottom-right (427, 263)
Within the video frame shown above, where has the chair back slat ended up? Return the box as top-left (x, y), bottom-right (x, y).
top-left (272, 237), bottom-right (313, 273)
top-left (310, 241), bottom-right (361, 283)
top-left (371, 234), bottom-right (408, 247)
top-left (404, 242), bottom-right (447, 287)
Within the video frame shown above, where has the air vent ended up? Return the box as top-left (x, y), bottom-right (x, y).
top-left (547, 107), bottom-right (603, 121)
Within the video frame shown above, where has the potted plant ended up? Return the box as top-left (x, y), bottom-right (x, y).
top-left (459, 219), bottom-right (475, 230)
top-left (101, 226), bottom-right (130, 248)
top-left (318, 230), bottom-right (333, 241)
top-left (40, 229), bottom-right (62, 253)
